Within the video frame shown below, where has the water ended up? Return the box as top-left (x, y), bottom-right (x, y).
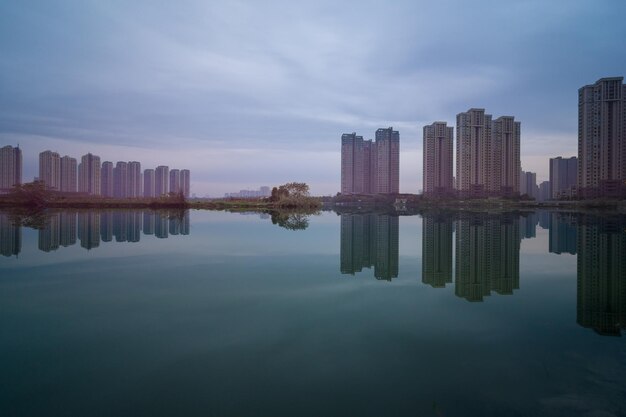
top-left (1, 209), bottom-right (625, 417)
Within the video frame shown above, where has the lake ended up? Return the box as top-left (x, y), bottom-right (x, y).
top-left (1, 209), bottom-right (625, 416)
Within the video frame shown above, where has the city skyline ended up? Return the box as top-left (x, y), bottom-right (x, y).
top-left (1, 1), bottom-right (625, 195)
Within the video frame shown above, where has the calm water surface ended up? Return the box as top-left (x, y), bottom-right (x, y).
top-left (1, 209), bottom-right (625, 417)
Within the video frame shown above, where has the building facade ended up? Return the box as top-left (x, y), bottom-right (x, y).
top-left (39, 150), bottom-right (61, 190)
top-left (155, 166), bottom-right (169, 197)
top-left (578, 77), bottom-right (626, 198)
top-left (493, 116), bottom-right (521, 196)
top-left (113, 161), bottom-right (128, 198)
top-left (520, 170), bottom-right (538, 199)
top-left (60, 156), bottom-right (77, 192)
top-left (180, 169), bottom-right (191, 198)
top-left (550, 156), bottom-right (578, 199)
top-left (78, 153), bottom-right (101, 195)
top-left (143, 169), bottom-right (155, 198)
top-left (341, 132), bottom-right (365, 194)
top-left (0, 145), bottom-right (22, 190)
top-left (423, 122), bottom-right (454, 196)
top-left (375, 127), bottom-right (400, 194)
top-left (169, 169), bottom-right (181, 194)
top-left (101, 161), bottom-right (114, 197)
top-left (128, 161), bottom-right (142, 198)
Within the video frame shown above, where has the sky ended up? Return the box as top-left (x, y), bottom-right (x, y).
top-left (1, 0), bottom-right (625, 196)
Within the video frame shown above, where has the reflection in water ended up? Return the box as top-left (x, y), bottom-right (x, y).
top-left (577, 215), bottom-right (626, 336)
top-left (340, 213), bottom-right (399, 281)
top-left (455, 213), bottom-right (520, 301)
top-left (0, 213), bottom-right (21, 257)
top-left (549, 213), bottom-right (577, 255)
top-left (519, 212), bottom-right (538, 239)
top-left (0, 210), bottom-right (190, 255)
top-left (422, 213), bottom-right (453, 288)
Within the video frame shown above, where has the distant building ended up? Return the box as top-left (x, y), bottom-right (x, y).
top-left (39, 150), bottom-right (61, 190)
top-left (375, 127), bottom-right (400, 194)
top-left (341, 132), bottom-right (365, 194)
top-left (143, 169), bottom-right (155, 198)
top-left (578, 77), bottom-right (626, 198)
top-left (128, 161), bottom-right (141, 198)
top-left (113, 161), bottom-right (128, 198)
top-left (60, 156), bottom-right (77, 192)
top-left (550, 156), bottom-right (577, 199)
top-left (169, 169), bottom-right (181, 194)
top-left (180, 169), bottom-right (191, 198)
top-left (423, 122), bottom-right (454, 196)
top-left (78, 153), bottom-right (101, 195)
top-left (0, 145), bottom-right (22, 190)
top-left (520, 170), bottom-right (538, 199)
top-left (224, 186), bottom-right (271, 198)
top-left (538, 181), bottom-right (551, 202)
top-left (493, 116), bottom-right (521, 196)
top-left (101, 161), bottom-right (114, 197)
top-left (155, 166), bottom-right (169, 197)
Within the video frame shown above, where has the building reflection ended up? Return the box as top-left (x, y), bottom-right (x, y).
top-left (0, 212), bottom-right (21, 257)
top-left (577, 215), bottom-right (626, 336)
top-left (549, 213), bottom-right (577, 255)
top-left (340, 213), bottom-right (399, 281)
top-left (0, 210), bottom-right (191, 256)
top-left (455, 213), bottom-right (520, 301)
top-left (422, 213), bottom-right (453, 288)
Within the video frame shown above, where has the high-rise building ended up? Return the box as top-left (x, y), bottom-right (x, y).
top-left (341, 133), bottom-right (365, 194)
top-left (113, 161), bottom-right (128, 198)
top-left (180, 169), bottom-right (191, 198)
top-left (60, 156), bottom-right (77, 192)
top-left (538, 181), bottom-right (551, 202)
top-left (456, 109), bottom-right (521, 197)
top-left (0, 145), bottom-right (22, 190)
top-left (155, 166), bottom-right (169, 197)
top-left (493, 116), bottom-right (521, 196)
top-left (128, 161), bottom-right (142, 198)
top-left (456, 109), bottom-right (493, 197)
top-left (550, 156), bottom-right (578, 199)
top-left (78, 153), bottom-right (101, 195)
top-left (143, 169), bottom-right (155, 198)
top-left (169, 169), bottom-right (181, 194)
top-left (39, 150), bottom-right (61, 190)
top-left (101, 161), bottom-right (114, 197)
top-left (520, 171), bottom-right (538, 199)
top-left (422, 213), bottom-right (453, 287)
top-left (362, 140), bottom-right (377, 194)
top-left (375, 127), bottom-right (400, 194)
top-left (423, 122), bottom-right (454, 196)
top-left (578, 77), bottom-right (626, 198)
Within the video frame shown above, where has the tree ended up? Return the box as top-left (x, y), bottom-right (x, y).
top-left (8, 181), bottom-right (52, 208)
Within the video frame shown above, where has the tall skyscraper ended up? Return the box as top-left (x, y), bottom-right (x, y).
top-left (143, 169), bottom-right (155, 198)
top-left (169, 169), bottom-right (181, 194)
top-left (493, 116), bottom-right (521, 196)
top-left (128, 161), bottom-right (142, 198)
top-left (0, 145), bottom-right (22, 189)
top-left (375, 127), bottom-right (400, 194)
top-left (456, 109), bottom-right (493, 197)
top-left (39, 150), bottom-right (61, 190)
top-left (60, 156), bottom-right (77, 192)
top-left (341, 132), bottom-right (365, 194)
top-left (538, 180), bottom-right (551, 202)
top-left (180, 169), bottom-right (191, 198)
top-left (456, 109), bottom-right (521, 197)
top-left (423, 122), bottom-right (454, 196)
top-left (101, 161), bottom-right (114, 197)
top-left (362, 140), bottom-right (377, 194)
top-left (578, 77), bottom-right (626, 198)
top-left (113, 161), bottom-right (128, 198)
top-left (155, 166), bottom-right (169, 197)
top-left (78, 153), bottom-right (101, 195)
top-left (550, 156), bottom-right (578, 199)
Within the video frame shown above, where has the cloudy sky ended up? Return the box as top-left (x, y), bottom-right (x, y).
top-left (1, 0), bottom-right (625, 196)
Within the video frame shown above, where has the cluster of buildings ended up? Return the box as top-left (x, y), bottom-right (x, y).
top-left (224, 186), bottom-right (270, 198)
top-left (339, 76), bottom-right (625, 200)
top-left (340, 127), bottom-right (400, 195)
top-left (0, 149), bottom-right (191, 198)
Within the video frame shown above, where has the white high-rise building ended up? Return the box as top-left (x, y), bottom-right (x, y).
top-left (60, 156), bottom-right (77, 192)
top-left (78, 153), bottom-right (101, 195)
top-left (423, 122), bottom-right (454, 196)
top-left (0, 145), bottom-right (22, 190)
top-left (39, 150), bottom-right (61, 190)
